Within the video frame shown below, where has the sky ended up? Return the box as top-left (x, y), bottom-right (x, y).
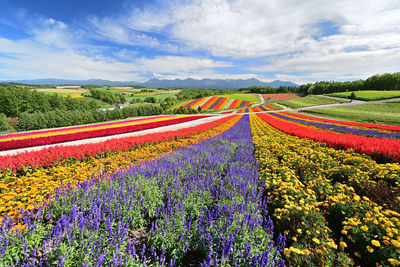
top-left (0, 0), bottom-right (399, 84)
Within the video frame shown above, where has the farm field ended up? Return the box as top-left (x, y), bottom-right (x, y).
top-left (277, 95), bottom-right (346, 109)
top-left (327, 90), bottom-right (400, 101)
top-left (218, 93), bottom-right (259, 102)
top-left (305, 101), bottom-right (400, 125)
top-left (237, 104), bottom-right (282, 113)
top-left (181, 96), bottom-right (254, 110)
top-left (0, 115), bottom-right (209, 151)
top-left (32, 88), bottom-right (87, 98)
top-left (0, 110), bottom-right (399, 266)
top-left (262, 93), bottom-right (301, 100)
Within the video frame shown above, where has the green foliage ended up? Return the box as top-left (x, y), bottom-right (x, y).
top-left (298, 72), bottom-right (400, 95)
top-left (278, 96), bottom-right (346, 109)
top-left (89, 88), bottom-right (126, 104)
top-left (0, 85), bottom-right (105, 117)
top-left (172, 106), bottom-right (199, 114)
top-left (328, 90), bottom-right (400, 101)
top-left (304, 101), bottom-right (400, 125)
top-left (0, 113), bottom-right (14, 132)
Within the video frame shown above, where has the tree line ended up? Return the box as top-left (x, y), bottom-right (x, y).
top-left (0, 85), bottom-right (105, 117)
top-left (15, 105), bottom-right (164, 131)
top-left (89, 89), bottom-right (126, 104)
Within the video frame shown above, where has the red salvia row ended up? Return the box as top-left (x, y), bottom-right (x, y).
top-left (257, 113), bottom-right (400, 162)
top-left (281, 112), bottom-right (400, 132)
top-left (0, 115), bottom-right (237, 173)
top-left (0, 116), bottom-right (210, 151)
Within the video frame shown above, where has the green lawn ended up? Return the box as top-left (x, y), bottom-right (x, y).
top-left (218, 94), bottom-right (259, 102)
top-left (127, 91), bottom-right (179, 101)
top-left (304, 101), bottom-right (400, 125)
top-left (277, 95), bottom-right (346, 109)
top-left (327, 90), bottom-right (400, 101)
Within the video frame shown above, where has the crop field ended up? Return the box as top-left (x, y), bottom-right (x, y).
top-left (33, 88), bottom-right (87, 98)
top-left (327, 90), bottom-right (400, 101)
top-left (0, 110), bottom-right (399, 266)
top-left (305, 101), bottom-right (400, 125)
top-left (181, 96), bottom-right (253, 110)
top-left (278, 95), bottom-right (346, 109)
top-left (237, 104), bottom-right (282, 113)
top-left (262, 93), bottom-right (301, 101)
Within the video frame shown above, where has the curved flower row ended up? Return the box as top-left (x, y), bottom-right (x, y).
top-left (0, 116), bottom-right (241, 220)
top-left (250, 114), bottom-right (400, 266)
top-left (0, 115), bottom-right (170, 140)
top-left (0, 115), bottom-right (210, 151)
top-left (257, 113), bottom-right (400, 162)
top-left (0, 115), bottom-right (285, 266)
top-left (272, 113), bottom-right (400, 139)
top-left (0, 116), bottom-right (235, 177)
top-left (284, 112), bottom-right (400, 132)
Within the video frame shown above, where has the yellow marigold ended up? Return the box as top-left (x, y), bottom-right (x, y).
top-left (312, 238), bottom-right (320, 244)
top-left (360, 225), bottom-right (369, 232)
top-left (388, 258), bottom-right (400, 266)
top-left (297, 229), bottom-right (302, 234)
top-left (366, 246), bottom-right (374, 253)
top-left (371, 240), bottom-right (380, 247)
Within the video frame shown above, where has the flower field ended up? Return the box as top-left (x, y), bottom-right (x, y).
top-left (0, 115), bottom-right (210, 151)
top-left (237, 104), bottom-right (280, 113)
top-left (180, 96), bottom-right (253, 110)
top-left (0, 111), bottom-right (399, 266)
top-left (262, 94), bottom-right (301, 100)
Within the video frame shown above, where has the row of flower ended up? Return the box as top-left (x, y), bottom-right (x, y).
top-left (237, 104), bottom-right (280, 113)
top-left (258, 113), bottom-right (400, 162)
top-left (0, 115), bottom-right (168, 140)
top-left (250, 114), bottom-right (400, 266)
top-left (181, 96), bottom-right (253, 110)
top-left (0, 116), bottom-right (241, 220)
top-left (0, 116), bottom-right (233, 177)
top-left (0, 115), bottom-right (285, 266)
top-left (0, 115), bottom-right (210, 151)
top-left (272, 112), bottom-right (400, 139)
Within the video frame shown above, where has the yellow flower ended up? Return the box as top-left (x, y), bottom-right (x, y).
top-left (297, 229), bottom-right (302, 234)
top-left (371, 240), bottom-right (380, 247)
top-left (388, 258), bottom-right (400, 266)
top-left (312, 238), bottom-right (320, 244)
top-left (360, 225), bottom-right (369, 232)
top-left (366, 246), bottom-right (374, 253)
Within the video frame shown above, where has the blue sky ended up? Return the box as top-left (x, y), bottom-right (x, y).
top-left (0, 0), bottom-right (399, 83)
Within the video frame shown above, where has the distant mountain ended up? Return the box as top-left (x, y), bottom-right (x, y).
top-left (5, 78), bottom-right (298, 88)
top-left (141, 78), bottom-right (298, 88)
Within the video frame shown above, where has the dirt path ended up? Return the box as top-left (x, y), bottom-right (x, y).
top-left (0, 115), bottom-right (225, 156)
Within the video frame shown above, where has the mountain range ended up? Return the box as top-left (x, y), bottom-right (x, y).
top-left (4, 78), bottom-right (298, 88)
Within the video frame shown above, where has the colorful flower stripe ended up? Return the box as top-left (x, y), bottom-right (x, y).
top-left (227, 99), bottom-right (238, 109)
top-left (238, 109), bottom-right (245, 113)
top-left (208, 96), bottom-right (223, 109)
top-left (261, 104), bottom-right (278, 110)
top-left (0, 115), bottom-right (242, 219)
top-left (180, 99), bottom-right (195, 108)
top-left (0, 115), bottom-right (178, 143)
top-left (0, 115), bottom-right (170, 141)
top-left (250, 114), bottom-right (400, 266)
top-left (252, 107), bottom-right (261, 112)
top-left (214, 97), bottom-right (230, 109)
top-left (187, 97), bottom-right (207, 108)
top-left (281, 112), bottom-right (400, 132)
top-left (0, 115), bottom-right (285, 267)
top-left (257, 113), bottom-right (400, 162)
top-left (0, 116), bottom-right (209, 151)
top-left (200, 96), bottom-right (219, 110)
top-left (272, 113), bottom-right (400, 140)
top-left (0, 115), bottom-right (236, 176)
top-left (191, 97), bottom-right (210, 109)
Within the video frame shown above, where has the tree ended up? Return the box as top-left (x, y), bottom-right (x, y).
top-left (0, 113), bottom-right (13, 132)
